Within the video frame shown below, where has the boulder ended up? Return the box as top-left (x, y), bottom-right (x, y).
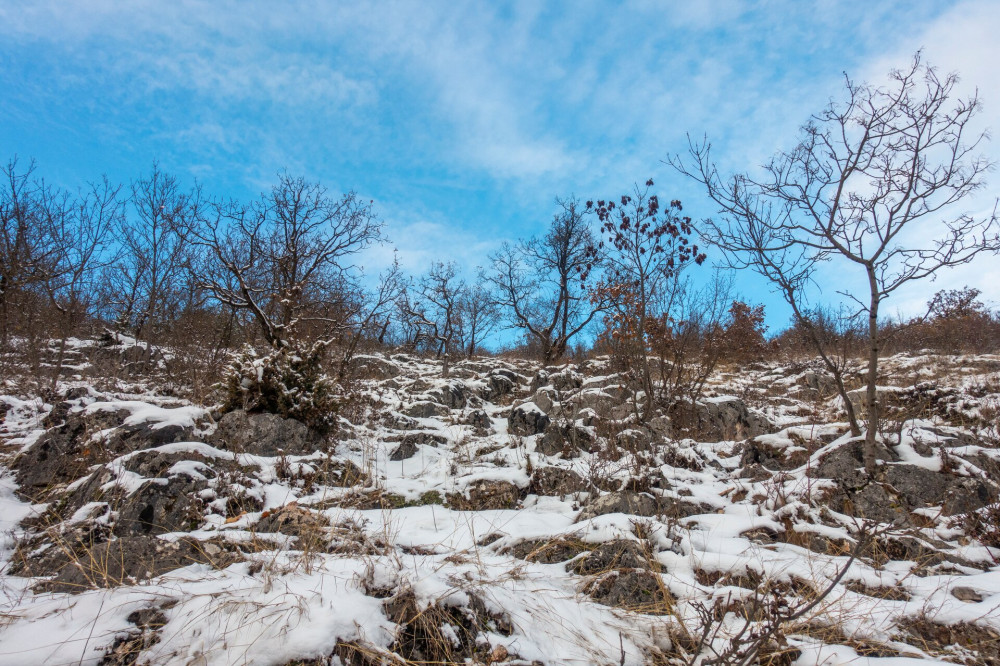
top-left (389, 440), bottom-right (418, 461)
top-left (427, 381), bottom-right (468, 409)
top-left (403, 401), bottom-right (450, 419)
top-left (211, 409), bottom-right (325, 456)
top-left (570, 539), bottom-right (660, 575)
top-left (509, 402), bottom-right (550, 436)
top-left (538, 421), bottom-right (594, 456)
top-left (678, 397), bottom-right (775, 441)
top-left (577, 491), bottom-right (660, 521)
top-left (529, 467), bottom-right (588, 496)
top-left (447, 480), bottom-right (522, 510)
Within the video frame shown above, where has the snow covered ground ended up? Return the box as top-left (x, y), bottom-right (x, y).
top-left (1, 348), bottom-right (999, 665)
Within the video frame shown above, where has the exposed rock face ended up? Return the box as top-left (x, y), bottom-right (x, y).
top-left (352, 355), bottom-right (402, 379)
top-left (678, 397), bottom-right (775, 441)
top-left (403, 401), bottom-right (450, 419)
top-left (212, 409), bottom-right (325, 456)
top-left (809, 438), bottom-right (998, 521)
top-left (537, 421), bottom-right (593, 456)
top-left (577, 490), bottom-right (709, 522)
top-left (447, 480), bottom-right (522, 510)
top-left (114, 476), bottom-right (207, 536)
top-left (577, 491), bottom-right (660, 521)
top-left (426, 381), bottom-right (469, 410)
top-left (508, 402), bottom-right (550, 436)
top-left (569, 540), bottom-right (660, 575)
top-left (13, 409), bottom-right (193, 497)
top-left (529, 466), bottom-right (587, 496)
top-left (21, 536), bottom-right (239, 594)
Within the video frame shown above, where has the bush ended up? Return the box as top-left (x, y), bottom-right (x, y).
top-left (222, 342), bottom-right (341, 434)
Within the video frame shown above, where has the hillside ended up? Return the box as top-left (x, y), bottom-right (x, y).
top-left (1, 341), bottom-right (999, 665)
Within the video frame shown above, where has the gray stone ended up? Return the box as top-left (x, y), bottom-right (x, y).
top-left (529, 467), bottom-right (588, 496)
top-left (403, 401), bottom-right (450, 419)
top-left (27, 536), bottom-right (240, 593)
top-left (674, 397), bottom-right (775, 441)
top-left (509, 403), bottom-right (550, 436)
top-left (538, 422), bottom-right (593, 456)
top-left (427, 381), bottom-right (468, 409)
top-left (389, 440), bottom-right (419, 461)
top-left (212, 409), bottom-right (326, 456)
top-left (570, 539), bottom-right (660, 575)
top-left (577, 491), bottom-right (660, 521)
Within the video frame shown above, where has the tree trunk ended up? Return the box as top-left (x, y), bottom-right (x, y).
top-left (863, 270), bottom-right (881, 475)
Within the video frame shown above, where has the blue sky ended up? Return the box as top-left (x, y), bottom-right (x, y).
top-left (2, 0), bottom-right (998, 332)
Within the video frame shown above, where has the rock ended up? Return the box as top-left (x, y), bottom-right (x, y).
top-left (577, 491), bottom-right (660, 521)
top-left (12, 408), bottom-right (132, 497)
top-left (256, 504), bottom-right (330, 548)
top-left (447, 480), bottom-right (521, 510)
top-left (389, 440), bottom-right (418, 461)
top-left (400, 431), bottom-right (449, 447)
top-left (352, 355), bottom-right (401, 379)
top-left (532, 387), bottom-right (558, 414)
top-left (426, 381), bottom-right (468, 409)
top-left (577, 491), bottom-right (707, 521)
top-left (570, 540), bottom-right (660, 574)
top-left (403, 401), bottom-right (450, 419)
top-left (584, 569), bottom-right (672, 614)
top-left (846, 386), bottom-right (905, 417)
top-left (537, 421), bottom-right (593, 457)
top-left (529, 467), bottom-right (588, 496)
top-left (509, 402), bottom-right (550, 436)
top-left (212, 409), bottom-right (325, 456)
top-left (114, 476), bottom-right (207, 536)
top-left (27, 536), bottom-right (240, 593)
top-left (801, 371), bottom-right (838, 396)
top-left (462, 408), bottom-right (493, 433)
top-left (810, 439), bottom-right (896, 488)
top-left (951, 586), bottom-right (984, 602)
top-left (549, 367), bottom-right (583, 392)
top-left (741, 438), bottom-right (811, 471)
top-left (483, 371), bottom-right (517, 401)
top-left (687, 397), bottom-right (775, 441)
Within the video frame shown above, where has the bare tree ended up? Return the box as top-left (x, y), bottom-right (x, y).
top-left (106, 165), bottom-right (201, 344)
top-left (0, 158), bottom-right (60, 357)
top-left (43, 178), bottom-right (122, 386)
top-left (587, 180), bottom-right (707, 420)
top-left (488, 198), bottom-right (604, 365)
top-left (673, 54), bottom-right (1000, 473)
top-left (457, 271), bottom-right (500, 357)
top-left (185, 172), bottom-right (385, 351)
top-left (398, 261), bottom-right (465, 376)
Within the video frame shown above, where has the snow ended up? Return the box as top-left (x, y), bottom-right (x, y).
top-left (1, 349), bottom-right (1000, 664)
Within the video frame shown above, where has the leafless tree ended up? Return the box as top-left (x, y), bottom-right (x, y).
top-left (488, 198), bottom-right (605, 365)
top-left (184, 172), bottom-right (385, 350)
top-left (106, 165), bottom-right (201, 343)
top-left (672, 54), bottom-right (1000, 473)
top-left (43, 178), bottom-right (122, 386)
top-left (457, 271), bottom-right (500, 357)
top-left (0, 158), bottom-right (60, 357)
top-left (398, 261), bottom-right (465, 375)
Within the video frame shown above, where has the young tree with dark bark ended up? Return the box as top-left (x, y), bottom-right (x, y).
top-left (488, 198), bottom-right (605, 365)
top-left (587, 180), bottom-right (707, 420)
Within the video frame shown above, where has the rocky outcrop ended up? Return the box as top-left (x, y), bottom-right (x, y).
top-left (508, 402), bottom-right (550, 436)
top-left (212, 409), bottom-right (326, 456)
